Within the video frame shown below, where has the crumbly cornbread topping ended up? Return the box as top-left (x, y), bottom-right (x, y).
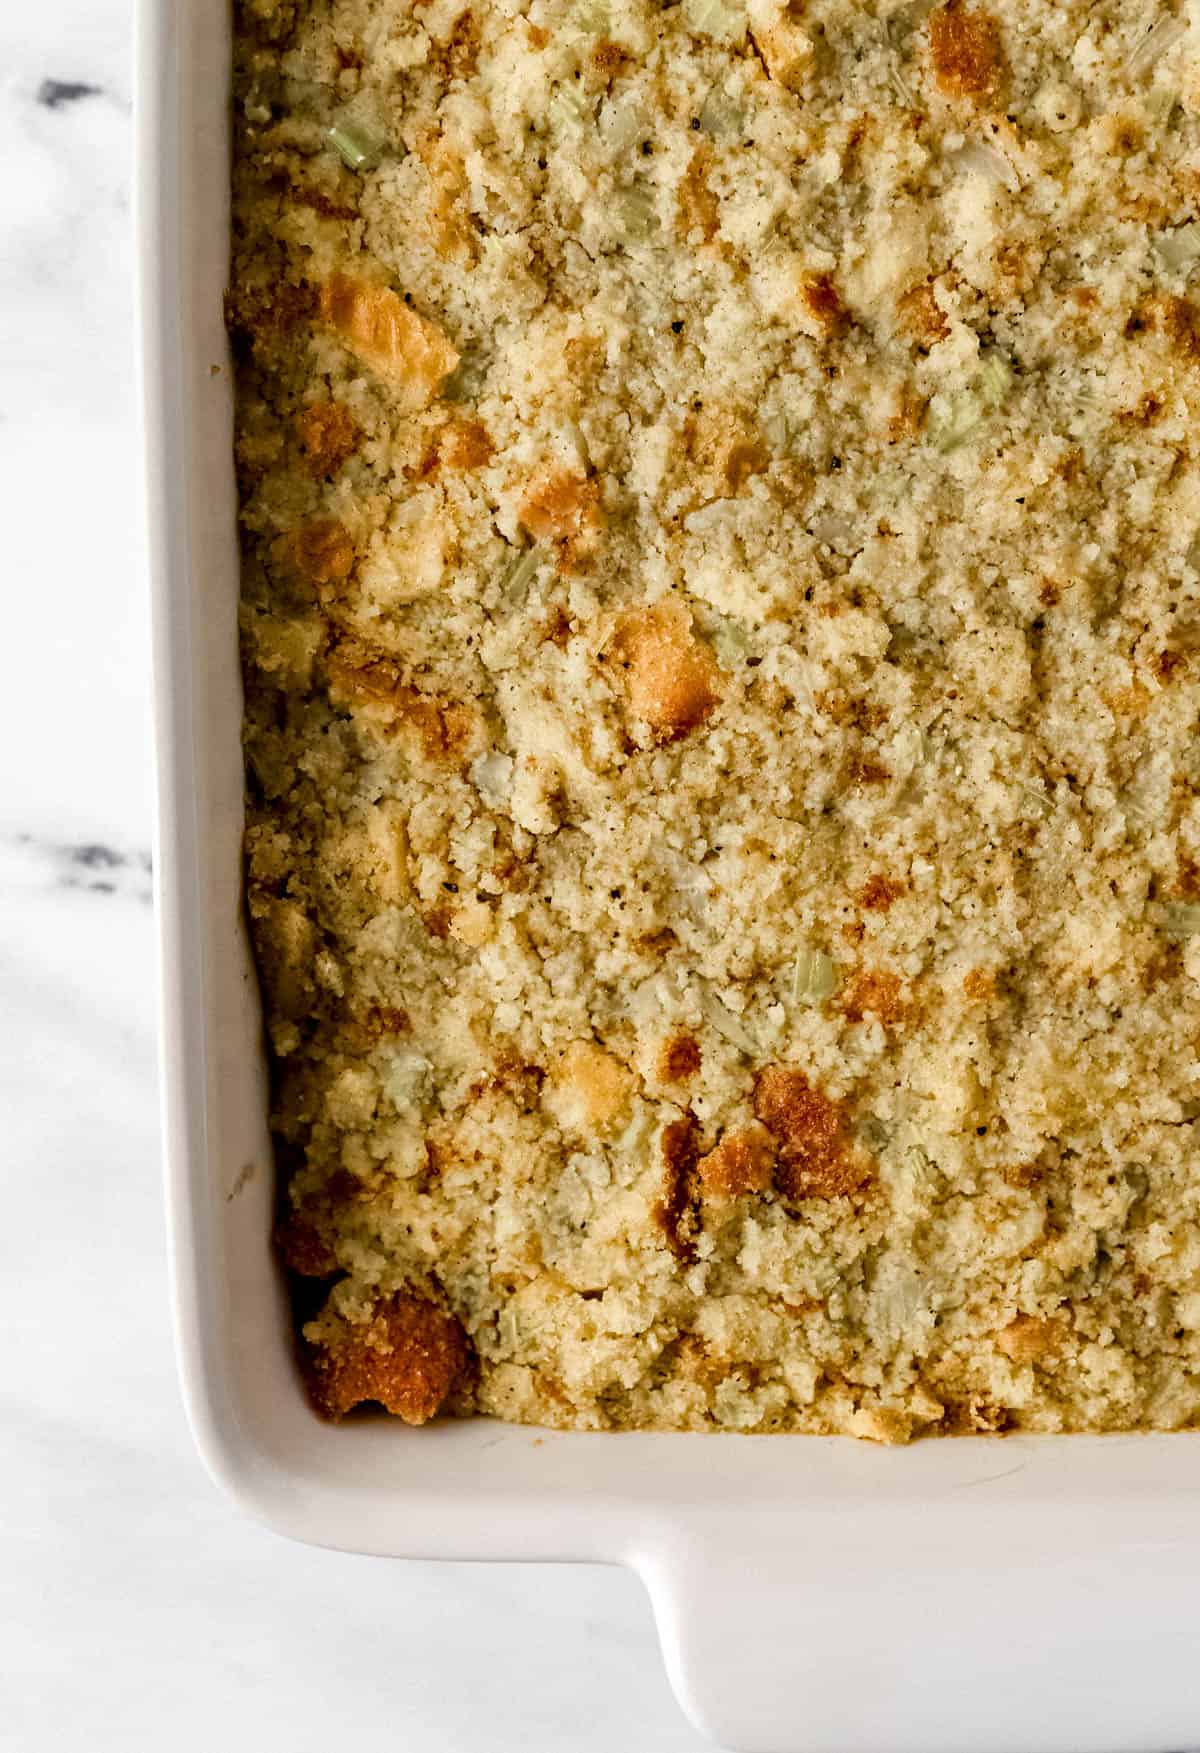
top-left (234, 0), bottom-right (1200, 1438)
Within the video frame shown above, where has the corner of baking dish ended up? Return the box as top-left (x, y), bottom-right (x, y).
top-left (138, 1), bottom-right (1200, 1747)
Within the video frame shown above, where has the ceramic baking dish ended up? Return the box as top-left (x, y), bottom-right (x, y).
top-left (138, 2), bottom-right (1200, 1746)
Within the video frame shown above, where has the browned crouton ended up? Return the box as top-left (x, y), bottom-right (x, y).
top-left (611, 600), bottom-right (721, 743)
top-left (306, 1291), bottom-right (469, 1423)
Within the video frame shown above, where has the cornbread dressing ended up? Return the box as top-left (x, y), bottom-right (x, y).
top-left (232, 0), bottom-right (1200, 1441)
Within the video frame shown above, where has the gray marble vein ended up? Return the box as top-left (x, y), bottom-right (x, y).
top-left (3, 834), bottom-right (153, 903)
top-left (36, 78), bottom-right (104, 109)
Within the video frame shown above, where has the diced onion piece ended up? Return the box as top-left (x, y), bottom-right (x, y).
top-left (698, 986), bottom-right (759, 1056)
top-left (599, 95), bottom-right (644, 155)
top-left (885, 0), bottom-right (938, 41)
top-left (882, 0), bottom-right (935, 97)
top-left (859, 1113), bottom-right (892, 1150)
top-left (951, 140), bottom-right (1020, 192)
top-left (470, 750), bottom-right (515, 804)
top-left (684, 0), bottom-right (747, 45)
top-left (1154, 223), bottom-right (1200, 273)
top-left (888, 62), bottom-right (917, 106)
top-left (662, 848), bottom-right (712, 908)
top-left (1015, 780), bottom-right (1052, 819)
top-left (614, 184), bottom-right (657, 242)
top-left (683, 497), bottom-right (735, 535)
top-left (763, 411), bottom-right (790, 452)
top-left (792, 948), bottom-right (838, 1006)
top-left (811, 510), bottom-right (858, 551)
top-left (1163, 901), bottom-right (1200, 940)
top-left (928, 354), bottom-right (1013, 451)
top-left (326, 121), bottom-right (384, 173)
top-left (699, 80), bottom-right (746, 136)
top-left (1126, 14), bottom-right (1188, 77)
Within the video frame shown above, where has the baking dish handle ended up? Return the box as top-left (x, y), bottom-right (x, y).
top-left (640, 1527), bottom-right (926, 1753)
top-left (637, 1508), bottom-right (1200, 1753)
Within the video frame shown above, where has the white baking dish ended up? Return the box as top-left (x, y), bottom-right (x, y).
top-left (138, 3), bottom-right (1200, 1747)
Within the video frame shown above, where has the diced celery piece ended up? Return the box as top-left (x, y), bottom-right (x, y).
top-left (1154, 223), bottom-right (1200, 274)
top-left (792, 948), bottom-right (838, 1005)
top-left (326, 120), bottom-right (384, 173)
top-left (1163, 901), bottom-right (1200, 940)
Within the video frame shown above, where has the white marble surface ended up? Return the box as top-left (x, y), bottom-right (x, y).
top-left (0, 4), bottom-right (704, 1746)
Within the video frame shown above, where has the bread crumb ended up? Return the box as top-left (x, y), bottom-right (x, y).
top-left (296, 401), bottom-right (361, 477)
top-left (545, 1040), bottom-right (632, 1135)
top-left (996, 1314), bottom-right (1065, 1364)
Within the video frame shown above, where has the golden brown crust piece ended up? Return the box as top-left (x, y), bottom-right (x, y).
top-left (698, 1125), bottom-right (777, 1200)
top-left (841, 969), bottom-right (909, 1027)
top-left (995, 1314), bottom-right (1065, 1364)
top-left (677, 146), bottom-right (721, 244)
top-left (753, 1066), bottom-right (872, 1201)
top-left (800, 272), bottom-right (850, 338)
top-left (326, 640), bottom-right (480, 764)
top-left (749, 2), bottom-right (814, 93)
top-left (225, 276), bottom-right (315, 356)
top-left (1137, 294), bottom-right (1200, 363)
top-left (545, 1039), bottom-right (632, 1134)
top-left (896, 281), bottom-right (951, 348)
top-left (277, 1211), bottom-right (340, 1279)
top-left (281, 517), bottom-right (356, 589)
top-left (658, 1034), bottom-right (702, 1083)
top-left (276, 1169), bottom-right (359, 1279)
top-left (519, 469), bottom-right (605, 572)
top-left (611, 600), bottom-right (721, 743)
top-left (295, 401), bottom-right (361, 478)
top-left (305, 1291), bottom-right (469, 1423)
top-left (654, 1113), bottom-right (703, 1260)
top-left (320, 275), bottom-right (459, 406)
top-left (927, 0), bottom-right (1004, 100)
top-left (685, 404), bottom-right (770, 497)
top-left (858, 874), bottom-right (905, 914)
top-left (441, 418), bottom-right (495, 470)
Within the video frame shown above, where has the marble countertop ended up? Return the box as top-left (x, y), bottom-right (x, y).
top-left (0, 4), bottom-right (703, 1746)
